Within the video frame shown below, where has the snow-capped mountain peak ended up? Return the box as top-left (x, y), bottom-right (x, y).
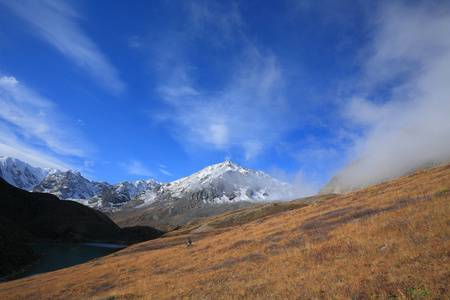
top-left (173, 161), bottom-right (255, 186)
top-left (131, 161), bottom-right (293, 208)
top-left (0, 156), bottom-right (61, 191)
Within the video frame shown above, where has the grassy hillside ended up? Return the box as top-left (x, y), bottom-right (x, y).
top-left (0, 163), bottom-right (449, 299)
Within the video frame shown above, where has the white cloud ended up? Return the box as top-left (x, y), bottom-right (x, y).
top-left (268, 166), bottom-right (319, 198)
top-left (121, 160), bottom-right (153, 177)
top-left (224, 151), bottom-right (232, 161)
top-left (147, 2), bottom-right (296, 161)
top-left (0, 76), bottom-right (18, 85)
top-left (157, 50), bottom-right (289, 160)
top-left (0, 74), bottom-right (93, 158)
top-left (129, 36), bottom-right (143, 49)
top-left (186, 1), bottom-right (244, 46)
top-left (208, 123), bottom-right (229, 148)
top-left (4, 0), bottom-right (125, 95)
top-left (339, 1), bottom-right (450, 187)
top-left (84, 160), bottom-right (94, 168)
top-left (0, 142), bottom-right (69, 171)
top-left (155, 49), bottom-right (291, 160)
top-left (243, 140), bottom-right (263, 161)
top-left (159, 169), bottom-right (173, 176)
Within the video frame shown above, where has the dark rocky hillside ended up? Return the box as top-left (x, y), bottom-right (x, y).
top-left (0, 216), bottom-right (40, 281)
top-left (0, 177), bottom-right (124, 243)
top-left (0, 177), bottom-right (164, 280)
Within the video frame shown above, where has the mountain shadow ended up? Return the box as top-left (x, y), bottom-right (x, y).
top-left (0, 177), bottom-right (164, 280)
top-left (0, 177), bottom-right (124, 243)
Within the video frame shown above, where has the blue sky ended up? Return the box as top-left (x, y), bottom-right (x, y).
top-left (1, 0), bottom-right (449, 195)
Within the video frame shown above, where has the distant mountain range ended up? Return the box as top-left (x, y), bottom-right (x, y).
top-left (0, 157), bottom-right (293, 212)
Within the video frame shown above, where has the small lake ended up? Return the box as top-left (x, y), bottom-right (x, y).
top-left (20, 242), bottom-right (126, 278)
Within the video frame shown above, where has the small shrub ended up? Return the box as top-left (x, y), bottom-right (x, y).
top-left (265, 243), bottom-right (286, 255)
top-left (407, 287), bottom-right (430, 299)
top-left (241, 253), bottom-right (267, 263)
top-left (285, 235), bottom-right (306, 249)
top-left (367, 186), bottom-right (378, 195)
top-left (415, 166), bottom-right (424, 175)
top-left (224, 239), bottom-right (253, 251)
top-left (210, 259), bottom-right (237, 270)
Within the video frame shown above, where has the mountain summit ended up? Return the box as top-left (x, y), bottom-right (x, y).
top-left (0, 156), bottom-right (60, 191)
top-left (109, 161), bottom-right (294, 228)
top-left (167, 160), bottom-right (292, 202)
top-left (130, 161), bottom-right (293, 207)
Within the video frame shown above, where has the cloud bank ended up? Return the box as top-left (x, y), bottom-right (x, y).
top-left (338, 1), bottom-right (450, 188)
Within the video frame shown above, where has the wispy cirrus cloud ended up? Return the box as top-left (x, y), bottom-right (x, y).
top-left (0, 142), bottom-right (70, 171)
top-left (121, 160), bottom-right (154, 177)
top-left (4, 0), bottom-right (125, 95)
top-left (159, 169), bottom-right (173, 176)
top-left (151, 2), bottom-right (294, 160)
top-left (0, 75), bottom-right (93, 169)
top-left (157, 49), bottom-right (291, 160)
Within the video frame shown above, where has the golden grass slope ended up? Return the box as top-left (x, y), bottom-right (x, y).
top-left (1, 163), bottom-right (449, 299)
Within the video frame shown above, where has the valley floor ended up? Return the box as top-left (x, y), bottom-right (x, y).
top-left (0, 163), bottom-right (449, 299)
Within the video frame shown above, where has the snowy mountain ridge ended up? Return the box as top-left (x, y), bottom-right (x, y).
top-left (31, 170), bottom-right (111, 201)
top-left (0, 156), bottom-right (60, 191)
top-left (131, 161), bottom-right (293, 208)
top-left (0, 157), bottom-right (293, 211)
top-left (88, 178), bottom-right (161, 208)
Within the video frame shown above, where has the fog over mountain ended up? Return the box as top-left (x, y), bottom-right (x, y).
top-left (329, 2), bottom-right (450, 192)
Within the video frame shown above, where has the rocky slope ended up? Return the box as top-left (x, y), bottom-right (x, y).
top-left (0, 156), bottom-right (60, 191)
top-left (88, 179), bottom-right (161, 208)
top-left (31, 170), bottom-right (111, 200)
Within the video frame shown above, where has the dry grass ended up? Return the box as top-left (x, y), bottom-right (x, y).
top-left (1, 163), bottom-right (449, 299)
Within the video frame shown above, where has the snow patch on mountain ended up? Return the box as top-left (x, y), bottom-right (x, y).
top-left (132, 161), bottom-right (293, 207)
top-left (0, 156), bottom-right (60, 190)
top-left (32, 170), bottom-right (111, 200)
top-left (88, 179), bottom-right (161, 208)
